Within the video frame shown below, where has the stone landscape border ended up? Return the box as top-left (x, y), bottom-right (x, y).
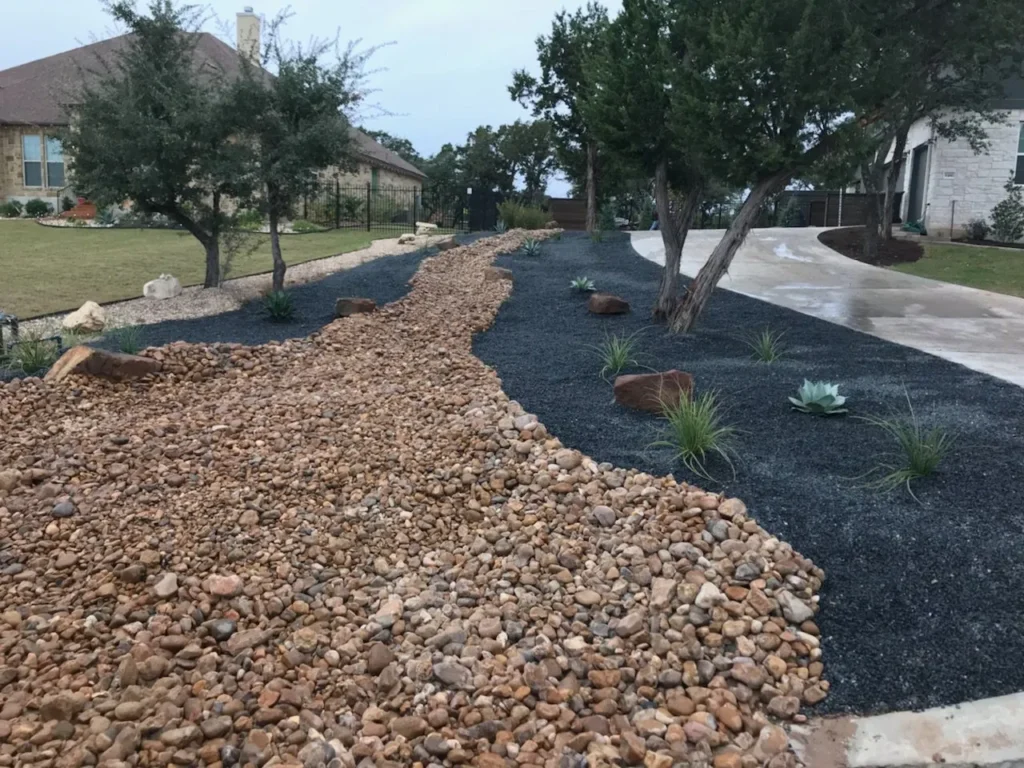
top-left (473, 231), bottom-right (1024, 715)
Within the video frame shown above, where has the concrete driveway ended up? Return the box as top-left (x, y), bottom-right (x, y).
top-left (631, 227), bottom-right (1024, 387)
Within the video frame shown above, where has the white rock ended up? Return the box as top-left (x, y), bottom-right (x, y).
top-left (415, 221), bottom-right (438, 235)
top-left (777, 590), bottom-right (815, 624)
top-left (62, 301), bottom-right (106, 332)
top-left (398, 233), bottom-right (417, 245)
top-left (143, 274), bottom-right (183, 300)
top-left (695, 582), bottom-right (725, 610)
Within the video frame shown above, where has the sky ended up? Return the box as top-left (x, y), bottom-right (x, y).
top-left (0, 0), bottom-right (623, 196)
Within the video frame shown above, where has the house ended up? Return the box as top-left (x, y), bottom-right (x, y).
top-left (862, 79), bottom-right (1024, 238)
top-left (0, 8), bottom-right (424, 212)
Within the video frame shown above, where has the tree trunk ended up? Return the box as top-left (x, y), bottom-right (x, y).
top-left (585, 142), bottom-right (598, 232)
top-left (653, 161), bottom-right (702, 320)
top-left (670, 172), bottom-right (790, 333)
top-left (882, 125), bottom-right (909, 240)
top-left (863, 193), bottom-right (881, 262)
top-left (203, 240), bottom-right (221, 289)
top-left (269, 207), bottom-right (286, 293)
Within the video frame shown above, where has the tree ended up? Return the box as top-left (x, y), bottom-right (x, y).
top-left (852, 0), bottom-right (1024, 261)
top-left (230, 38), bottom-right (365, 292)
top-left (511, 3), bottom-right (609, 231)
top-left (363, 130), bottom-right (424, 169)
top-left (498, 120), bottom-right (556, 205)
top-left (459, 125), bottom-right (515, 194)
top-left (63, 0), bottom-right (252, 288)
top-left (587, 0), bottom-right (704, 321)
top-left (420, 143), bottom-right (461, 189)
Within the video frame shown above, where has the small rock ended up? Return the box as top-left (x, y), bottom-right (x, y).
top-left (592, 505), bottom-right (616, 526)
top-left (433, 659), bottom-right (473, 689)
top-left (52, 501), bottom-right (76, 518)
top-left (366, 642), bottom-right (394, 675)
top-left (153, 572), bottom-right (178, 598)
top-left (777, 590), bottom-right (815, 624)
top-left (390, 716), bottom-right (428, 740)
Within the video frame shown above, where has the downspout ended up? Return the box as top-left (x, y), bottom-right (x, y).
top-left (921, 123), bottom-right (936, 231)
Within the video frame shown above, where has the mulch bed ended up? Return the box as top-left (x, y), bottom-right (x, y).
top-left (818, 226), bottom-right (924, 266)
top-left (473, 231), bottom-right (1024, 715)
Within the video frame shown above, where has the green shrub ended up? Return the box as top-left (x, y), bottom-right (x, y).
top-left (570, 276), bottom-right (596, 292)
top-left (1, 200), bottom-right (24, 218)
top-left (264, 290), bottom-right (295, 322)
top-left (593, 331), bottom-right (643, 380)
top-left (591, 230), bottom-right (604, 243)
top-left (656, 390), bottom-right (738, 481)
top-left (990, 175), bottom-right (1024, 243)
top-left (598, 201), bottom-right (617, 232)
top-left (744, 327), bottom-right (786, 363)
top-left (789, 380), bottom-right (848, 416)
top-left (776, 197), bottom-right (803, 227)
top-left (497, 201), bottom-right (548, 230)
top-left (61, 196), bottom-right (75, 212)
top-left (860, 391), bottom-right (953, 502)
top-left (5, 334), bottom-right (60, 374)
top-left (964, 217), bottom-right (990, 241)
top-left (236, 208), bottom-right (264, 231)
top-left (340, 195), bottom-right (363, 221)
top-left (24, 198), bottom-right (53, 218)
top-left (110, 325), bottom-right (144, 355)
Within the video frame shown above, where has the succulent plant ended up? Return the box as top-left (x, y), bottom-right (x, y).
top-left (789, 380), bottom-right (847, 415)
top-left (570, 276), bottom-right (596, 292)
top-left (521, 237), bottom-right (541, 257)
top-left (493, 220), bottom-right (507, 233)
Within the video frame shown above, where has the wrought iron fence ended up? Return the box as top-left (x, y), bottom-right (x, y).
top-left (299, 182), bottom-right (470, 233)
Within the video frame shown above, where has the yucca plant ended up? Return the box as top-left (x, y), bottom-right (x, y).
top-left (264, 290), bottom-right (295, 322)
top-left (745, 327), bottom-right (786, 363)
top-left (655, 390), bottom-right (738, 481)
top-left (570, 276), bottom-right (596, 293)
top-left (860, 391), bottom-right (953, 502)
top-left (6, 334), bottom-right (60, 374)
top-left (789, 380), bottom-right (848, 416)
top-left (110, 325), bottom-right (144, 355)
top-left (521, 237), bottom-right (542, 257)
top-left (592, 331), bottom-right (643, 380)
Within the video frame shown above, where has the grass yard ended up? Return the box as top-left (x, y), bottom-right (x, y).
top-left (890, 241), bottom-right (1024, 298)
top-left (0, 220), bottom-right (396, 318)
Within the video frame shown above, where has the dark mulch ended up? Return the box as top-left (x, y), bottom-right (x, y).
top-left (819, 226), bottom-right (924, 266)
top-left (954, 237), bottom-right (1024, 251)
top-left (472, 231), bottom-right (1024, 716)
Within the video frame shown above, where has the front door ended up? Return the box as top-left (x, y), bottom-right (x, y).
top-left (906, 144), bottom-right (928, 223)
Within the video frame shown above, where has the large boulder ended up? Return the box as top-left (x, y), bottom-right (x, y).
top-left (545, 220), bottom-right (560, 229)
top-left (436, 238), bottom-right (460, 252)
top-left (613, 370), bottom-right (695, 413)
top-left (335, 297), bottom-right (377, 318)
top-left (143, 274), bottom-right (183, 300)
top-left (61, 301), bottom-right (106, 332)
top-left (415, 221), bottom-right (438, 235)
top-left (588, 293), bottom-right (630, 315)
top-left (44, 346), bottom-right (162, 384)
top-left (397, 233), bottom-right (418, 245)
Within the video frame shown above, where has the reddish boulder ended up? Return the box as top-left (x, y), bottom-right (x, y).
top-left (588, 293), bottom-right (630, 315)
top-left (484, 266), bottom-right (513, 282)
top-left (613, 370), bottom-right (694, 413)
top-left (44, 346), bottom-right (161, 384)
top-left (334, 297), bottom-right (377, 318)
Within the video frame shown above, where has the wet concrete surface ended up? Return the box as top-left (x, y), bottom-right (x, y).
top-left (631, 228), bottom-right (1024, 387)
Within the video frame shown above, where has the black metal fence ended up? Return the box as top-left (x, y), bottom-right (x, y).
top-left (300, 182), bottom-right (470, 233)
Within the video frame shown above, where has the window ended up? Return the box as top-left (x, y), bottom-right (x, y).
top-left (1016, 123), bottom-right (1024, 184)
top-left (46, 137), bottom-right (65, 187)
top-left (371, 167), bottom-right (379, 192)
top-left (22, 135), bottom-right (42, 187)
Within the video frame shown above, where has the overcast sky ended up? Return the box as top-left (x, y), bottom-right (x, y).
top-left (1, 0), bottom-right (623, 195)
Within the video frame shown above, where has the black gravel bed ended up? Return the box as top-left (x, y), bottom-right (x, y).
top-left (472, 231), bottom-right (1024, 715)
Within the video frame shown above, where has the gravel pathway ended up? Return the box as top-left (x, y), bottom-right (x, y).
top-left (473, 232), bottom-right (1024, 715)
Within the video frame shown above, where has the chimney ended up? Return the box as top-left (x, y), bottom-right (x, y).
top-left (236, 7), bottom-right (261, 64)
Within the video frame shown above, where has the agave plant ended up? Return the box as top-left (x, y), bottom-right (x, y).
top-left (493, 220), bottom-right (507, 233)
top-left (570, 276), bottom-right (596, 292)
top-left (789, 380), bottom-right (848, 416)
top-left (264, 290), bottom-right (295, 322)
top-left (521, 237), bottom-right (541, 257)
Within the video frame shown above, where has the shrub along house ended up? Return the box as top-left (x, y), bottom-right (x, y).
top-left (0, 8), bottom-right (424, 215)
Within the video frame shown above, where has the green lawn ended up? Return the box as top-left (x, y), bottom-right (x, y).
top-left (0, 220), bottom-right (396, 318)
top-left (891, 242), bottom-right (1024, 298)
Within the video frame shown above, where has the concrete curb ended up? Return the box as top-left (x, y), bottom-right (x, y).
top-left (792, 693), bottom-right (1024, 767)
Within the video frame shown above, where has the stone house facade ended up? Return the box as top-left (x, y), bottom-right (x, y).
top-left (0, 12), bottom-right (424, 212)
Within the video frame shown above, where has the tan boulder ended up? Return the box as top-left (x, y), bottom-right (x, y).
top-left (44, 346), bottom-right (162, 384)
top-left (484, 267), bottom-right (513, 282)
top-left (61, 301), bottom-right (106, 332)
top-left (335, 298), bottom-right (377, 318)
